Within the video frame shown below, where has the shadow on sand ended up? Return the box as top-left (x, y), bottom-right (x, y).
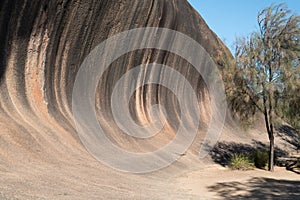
top-left (209, 140), bottom-right (288, 167)
top-left (277, 125), bottom-right (300, 150)
top-left (208, 177), bottom-right (300, 199)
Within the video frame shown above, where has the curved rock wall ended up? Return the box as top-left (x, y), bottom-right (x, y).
top-left (0, 0), bottom-right (232, 172)
top-left (0, 0), bottom-right (237, 198)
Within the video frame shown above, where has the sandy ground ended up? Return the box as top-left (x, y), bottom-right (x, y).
top-left (174, 165), bottom-right (300, 199)
top-left (0, 155), bottom-right (299, 200)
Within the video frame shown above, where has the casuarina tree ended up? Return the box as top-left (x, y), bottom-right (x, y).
top-left (234, 3), bottom-right (300, 171)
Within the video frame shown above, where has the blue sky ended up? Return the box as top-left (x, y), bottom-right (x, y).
top-left (187, 0), bottom-right (300, 53)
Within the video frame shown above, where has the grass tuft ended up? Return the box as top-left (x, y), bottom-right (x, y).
top-left (228, 153), bottom-right (254, 170)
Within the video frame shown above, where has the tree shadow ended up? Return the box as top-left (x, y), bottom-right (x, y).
top-left (277, 125), bottom-right (300, 150)
top-left (208, 177), bottom-right (300, 199)
top-left (209, 140), bottom-right (288, 167)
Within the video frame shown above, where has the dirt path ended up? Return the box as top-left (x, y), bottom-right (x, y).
top-left (0, 158), bottom-right (299, 200)
top-left (174, 165), bottom-right (300, 199)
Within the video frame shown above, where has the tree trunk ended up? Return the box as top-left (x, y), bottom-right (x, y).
top-left (268, 87), bottom-right (275, 172)
top-left (268, 131), bottom-right (275, 172)
top-left (262, 92), bottom-right (275, 172)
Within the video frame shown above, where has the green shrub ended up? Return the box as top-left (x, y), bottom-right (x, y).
top-left (228, 153), bottom-right (254, 170)
top-left (254, 150), bottom-right (269, 169)
top-left (296, 160), bottom-right (300, 168)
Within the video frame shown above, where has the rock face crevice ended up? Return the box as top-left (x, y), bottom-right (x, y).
top-left (0, 0), bottom-right (233, 197)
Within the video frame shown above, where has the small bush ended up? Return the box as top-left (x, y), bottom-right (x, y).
top-left (228, 153), bottom-right (254, 170)
top-left (296, 160), bottom-right (300, 168)
top-left (254, 150), bottom-right (269, 169)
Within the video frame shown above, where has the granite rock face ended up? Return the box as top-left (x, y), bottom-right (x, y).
top-left (0, 0), bottom-right (233, 198)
